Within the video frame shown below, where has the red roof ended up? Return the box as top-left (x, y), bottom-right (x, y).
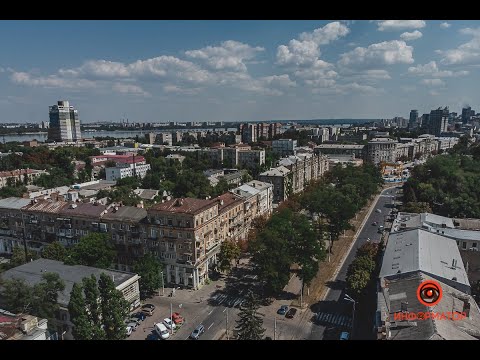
top-left (149, 198), bottom-right (217, 215)
top-left (0, 168), bottom-right (41, 178)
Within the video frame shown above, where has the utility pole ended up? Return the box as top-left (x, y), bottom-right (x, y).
top-left (170, 302), bottom-right (173, 335)
top-left (226, 308), bottom-right (229, 340)
top-left (274, 317), bottom-right (277, 340)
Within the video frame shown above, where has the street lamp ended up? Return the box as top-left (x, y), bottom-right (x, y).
top-left (344, 293), bottom-right (356, 338)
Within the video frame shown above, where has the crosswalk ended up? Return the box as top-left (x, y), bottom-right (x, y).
top-left (315, 312), bottom-right (352, 328)
top-left (210, 293), bottom-right (245, 308)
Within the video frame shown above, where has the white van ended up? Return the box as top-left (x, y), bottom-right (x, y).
top-left (154, 323), bottom-right (170, 340)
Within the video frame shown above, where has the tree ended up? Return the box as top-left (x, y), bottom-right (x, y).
top-left (68, 283), bottom-right (94, 340)
top-left (68, 233), bottom-right (116, 269)
top-left (0, 277), bottom-right (33, 313)
top-left (346, 269), bottom-right (370, 296)
top-left (217, 240), bottom-right (241, 274)
top-left (235, 290), bottom-right (265, 340)
top-left (42, 242), bottom-right (68, 262)
top-left (133, 253), bottom-right (163, 299)
top-left (401, 201), bottom-right (432, 213)
top-left (98, 273), bottom-right (129, 340)
top-left (30, 272), bottom-right (65, 328)
top-left (82, 275), bottom-right (105, 339)
top-left (10, 245), bottom-right (38, 267)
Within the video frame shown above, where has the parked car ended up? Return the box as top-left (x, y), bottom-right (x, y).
top-left (146, 333), bottom-right (160, 340)
top-left (132, 312), bottom-right (146, 322)
top-left (340, 331), bottom-right (350, 340)
top-left (126, 325), bottom-right (133, 337)
top-left (141, 304), bottom-right (155, 316)
top-left (375, 209), bottom-right (382, 213)
top-left (126, 321), bottom-right (139, 331)
top-left (154, 323), bottom-right (170, 340)
top-left (277, 305), bottom-right (289, 315)
top-left (172, 312), bottom-right (184, 325)
top-left (285, 308), bottom-right (297, 319)
top-left (372, 221), bottom-right (378, 226)
top-left (163, 318), bottom-right (177, 330)
top-left (190, 324), bottom-right (205, 340)
top-left (127, 317), bottom-right (141, 326)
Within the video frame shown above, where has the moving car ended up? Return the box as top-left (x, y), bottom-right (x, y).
top-left (190, 324), bottom-right (205, 340)
top-left (375, 208), bottom-right (382, 213)
top-left (277, 305), bottom-right (289, 315)
top-left (141, 304), bottom-right (155, 316)
top-left (163, 318), bottom-right (177, 330)
top-left (340, 331), bottom-right (350, 340)
top-left (285, 308), bottom-right (297, 319)
top-left (372, 221), bottom-right (378, 226)
top-left (154, 323), bottom-right (170, 340)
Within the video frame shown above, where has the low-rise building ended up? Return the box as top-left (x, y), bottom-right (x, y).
top-left (0, 310), bottom-right (49, 340)
top-left (0, 169), bottom-right (47, 189)
top-left (258, 166), bottom-right (291, 204)
top-left (314, 144), bottom-right (365, 160)
top-left (0, 259), bottom-right (140, 340)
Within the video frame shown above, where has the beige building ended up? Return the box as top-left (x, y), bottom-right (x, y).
top-left (0, 169), bottom-right (47, 189)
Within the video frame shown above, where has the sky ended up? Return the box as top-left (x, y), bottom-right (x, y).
top-left (0, 20), bottom-right (479, 123)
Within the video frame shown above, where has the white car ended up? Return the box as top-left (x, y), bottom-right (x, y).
top-left (155, 323), bottom-right (170, 340)
top-left (163, 318), bottom-right (177, 330)
top-left (375, 209), bottom-right (382, 213)
top-left (126, 325), bottom-right (133, 337)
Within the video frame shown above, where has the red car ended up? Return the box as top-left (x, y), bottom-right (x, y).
top-left (172, 312), bottom-right (184, 325)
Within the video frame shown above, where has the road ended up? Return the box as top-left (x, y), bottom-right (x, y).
top-left (308, 186), bottom-right (399, 340)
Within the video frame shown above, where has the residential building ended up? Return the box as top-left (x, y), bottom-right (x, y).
top-left (106, 162), bottom-right (151, 181)
top-left (240, 123), bottom-right (257, 143)
top-left (147, 198), bottom-right (220, 289)
top-left (429, 107), bottom-right (449, 136)
top-left (409, 109), bottom-right (418, 129)
top-left (462, 106), bottom-right (475, 124)
top-left (367, 138), bottom-right (398, 165)
top-left (166, 154), bottom-right (185, 164)
top-left (314, 144), bottom-right (365, 160)
top-left (156, 133), bottom-right (173, 146)
top-left (376, 228), bottom-right (480, 340)
top-left (1, 259), bottom-right (140, 340)
top-left (231, 180), bottom-right (273, 218)
top-left (215, 192), bottom-right (245, 243)
top-left (258, 166), bottom-right (291, 203)
top-left (0, 310), bottom-right (49, 340)
top-left (47, 101), bottom-right (82, 142)
top-left (201, 147), bottom-right (265, 170)
top-left (147, 132), bottom-right (156, 145)
top-left (272, 139), bottom-right (297, 156)
top-left (0, 169), bottom-right (47, 189)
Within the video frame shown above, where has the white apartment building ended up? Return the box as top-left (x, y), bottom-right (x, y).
top-left (106, 163), bottom-right (151, 181)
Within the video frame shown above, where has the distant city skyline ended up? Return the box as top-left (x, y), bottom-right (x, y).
top-left (1, 20), bottom-right (479, 123)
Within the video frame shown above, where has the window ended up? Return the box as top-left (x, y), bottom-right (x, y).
top-left (178, 232), bottom-right (182, 238)
top-left (473, 243), bottom-right (477, 248)
top-left (170, 265), bottom-right (175, 270)
top-left (463, 242), bottom-right (467, 249)
top-left (187, 233), bottom-right (191, 239)
top-left (168, 242), bottom-right (175, 250)
top-left (178, 244), bottom-right (183, 249)
top-left (168, 219), bottom-right (173, 226)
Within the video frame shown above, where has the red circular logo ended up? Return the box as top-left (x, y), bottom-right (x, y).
top-left (417, 280), bottom-right (442, 307)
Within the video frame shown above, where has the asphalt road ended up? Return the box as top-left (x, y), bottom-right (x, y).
top-left (308, 186), bottom-right (400, 340)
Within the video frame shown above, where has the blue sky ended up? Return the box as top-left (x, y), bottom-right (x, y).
top-left (1, 20), bottom-right (479, 123)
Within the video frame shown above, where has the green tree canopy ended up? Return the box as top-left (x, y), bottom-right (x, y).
top-left (217, 240), bottom-right (241, 274)
top-left (98, 273), bottom-right (129, 340)
top-left (67, 233), bottom-right (116, 269)
top-left (133, 253), bottom-right (163, 299)
top-left (235, 290), bottom-right (266, 340)
top-left (42, 242), bottom-right (68, 262)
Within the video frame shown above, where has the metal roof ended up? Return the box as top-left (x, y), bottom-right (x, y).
top-left (0, 197), bottom-right (31, 210)
top-left (102, 206), bottom-right (147, 222)
top-left (380, 229), bottom-right (469, 288)
top-left (259, 166), bottom-right (290, 177)
top-left (1, 259), bottom-right (139, 308)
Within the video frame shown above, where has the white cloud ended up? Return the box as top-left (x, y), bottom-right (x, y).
top-left (276, 22), bottom-right (349, 67)
top-left (421, 78), bottom-right (445, 87)
top-left (298, 21), bottom-right (350, 45)
top-left (400, 30), bottom-right (423, 41)
top-left (112, 83), bottom-right (150, 97)
top-left (11, 71), bottom-right (97, 89)
top-left (429, 90), bottom-right (440, 96)
top-left (185, 40), bottom-right (264, 72)
top-left (163, 84), bottom-right (200, 95)
top-left (440, 27), bottom-right (480, 65)
top-left (59, 60), bottom-right (129, 78)
top-left (440, 22), bottom-right (451, 29)
top-left (342, 69), bottom-right (392, 82)
top-left (408, 61), bottom-right (469, 77)
top-left (338, 40), bottom-right (414, 69)
top-left (259, 74), bottom-right (296, 88)
top-left (377, 20), bottom-right (426, 31)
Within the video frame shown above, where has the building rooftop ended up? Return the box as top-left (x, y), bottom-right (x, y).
top-left (149, 198), bottom-right (217, 215)
top-left (0, 197), bottom-right (32, 210)
top-left (80, 180), bottom-right (117, 191)
top-left (259, 166), bottom-right (290, 177)
top-left (22, 199), bottom-right (69, 214)
top-left (0, 168), bottom-right (45, 178)
top-left (215, 192), bottom-right (244, 213)
top-left (1, 259), bottom-right (138, 308)
top-left (315, 144), bottom-right (365, 150)
top-left (222, 170), bottom-right (247, 182)
top-left (379, 272), bottom-right (480, 340)
top-left (380, 229), bottom-right (469, 289)
top-left (392, 212), bottom-right (455, 233)
top-left (102, 206), bottom-right (147, 222)
top-left (134, 189), bottom-right (159, 201)
top-left (231, 184), bottom-right (260, 199)
top-left (59, 202), bottom-right (107, 218)
top-left (454, 218), bottom-right (480, 231)
top-left (245, 180), bottom-right (273, 191)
